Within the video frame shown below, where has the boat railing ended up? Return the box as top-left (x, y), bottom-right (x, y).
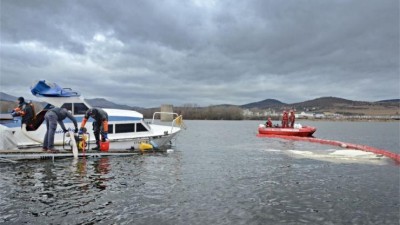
top-left (151, 112), bottom-right (185, 133)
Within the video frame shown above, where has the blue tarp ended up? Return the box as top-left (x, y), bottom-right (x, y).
top-left (30, 80), bottom-right (80, 97)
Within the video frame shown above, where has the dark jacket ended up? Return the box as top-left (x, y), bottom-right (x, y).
top-left (19, 102), bottom-right (34, 125)
top-left (84, 108), bottom-right (108, 122)
top-left (82, 107), bottom-right (109, 133)
top-left (50, 107), bottom-right (78, 131)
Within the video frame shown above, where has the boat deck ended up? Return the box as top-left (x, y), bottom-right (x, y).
top-left (0, 143), bottom-right (169, 161)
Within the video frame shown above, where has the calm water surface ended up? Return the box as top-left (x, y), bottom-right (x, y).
top-left (0, 120), bottom-right (399, 225)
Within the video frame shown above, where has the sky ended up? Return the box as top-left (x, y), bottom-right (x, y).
top-left (1, 0), bottom-right (399, 108)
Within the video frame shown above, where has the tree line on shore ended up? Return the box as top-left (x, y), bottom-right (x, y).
top-left (139, 104), bottom-right (279, 120)
top-left (1, 100), bottom-right (397, 121)
top-left (139, 104), bottom-right (400, 121)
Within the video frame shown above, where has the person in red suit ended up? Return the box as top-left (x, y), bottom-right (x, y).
top-left (281, 111), bottom-right (288, 128)
top-left (289, 110), bottom-right (295, 128)
top-left (266, 117), bottom-right (273, 127)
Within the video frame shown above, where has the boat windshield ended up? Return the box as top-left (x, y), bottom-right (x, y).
top-left (60, 103), bottom-right (89, 115)
top-left (141, 119), bottom-right (151, 131)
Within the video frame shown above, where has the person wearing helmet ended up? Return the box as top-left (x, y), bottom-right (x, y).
top-left (43, 107), bottom-right (78, 152)
top-left (11, 97), bottom-right (35, 128)
top-left (80, 107), bottom-right (109, 150)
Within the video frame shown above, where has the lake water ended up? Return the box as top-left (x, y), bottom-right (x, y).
top-left (0, 120), bottom-right (399, 225)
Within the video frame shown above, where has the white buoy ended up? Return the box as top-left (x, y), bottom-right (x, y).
top-left (166, 149), bottom-right (174, 153)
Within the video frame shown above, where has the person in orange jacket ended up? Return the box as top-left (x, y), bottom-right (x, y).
top-left (289, 110), bottom-right (296, 128)
top-left (281, 111), bottom-right (288, 128)
top-left (80, 108), bottom-right (108, 150)
top-left (11, 97), bottom-right (35, 128)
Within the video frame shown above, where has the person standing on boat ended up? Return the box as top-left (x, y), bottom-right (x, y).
top-left (43, 107), bottom-right (78, 152)
top-left (11, 97), bottom-right (35, 129)
top-left (289, 110), bottom-right (296, 128)
top-left (266, 117), bottom-right (273, 127)
top-left (80, 108), bottom-right (109, 150)
top-left (281, 111), bottom-right (288, 128)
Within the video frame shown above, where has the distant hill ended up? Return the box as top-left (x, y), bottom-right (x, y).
top-left (240, 96), bottom-right (399, 116)
top-left (209, 104), bottom-right (238, 108)
top-left (0, 92), bottom-right (38, 103)
top-left (0, 92), bottom-right (142, 112)
top-left (0, 92), bottom-right (44, 113)
top-left (241, 96), bottom-right (399, 110)
top-left (376, 99), bottom-right (400, 104)
top-left (0, 90), bottom-right (398, 116)
top-left (241, 99), bottom-right (287, 109)
top-left (0, 92), bottom-right (19, 102)
top-left (0, 92), bottom-right (49, 113)
top-left (291, 97), bottom-right (357, 109)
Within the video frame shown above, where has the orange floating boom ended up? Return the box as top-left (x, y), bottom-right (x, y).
top-left (257, 134), bottom-right (400, 164)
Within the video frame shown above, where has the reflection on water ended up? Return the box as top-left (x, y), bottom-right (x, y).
top-left (69, 157), bottom-right (111, 191)
top-left (0, 152), bottom-right (183, 224)
top-left (0, 120), bottom-right (399, 225)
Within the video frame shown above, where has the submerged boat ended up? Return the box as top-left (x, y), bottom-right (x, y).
top-left (0, 80), bottom-right (184, 154)
top-left (258, 124), bottom-right (316, 137)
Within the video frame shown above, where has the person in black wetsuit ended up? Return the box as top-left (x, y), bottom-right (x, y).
top-left (80, 108), bottom-right (109, 150)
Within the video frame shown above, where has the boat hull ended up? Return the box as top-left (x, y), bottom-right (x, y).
top-left (0, 121), bottom-right (181, 149)
top-left (0, 80), bottom-right (185, 153)
top-left (258, 126), bottom-right (316, 137)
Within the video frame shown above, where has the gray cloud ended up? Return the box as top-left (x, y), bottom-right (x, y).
top-left (1, 0), bottom-right (398, 107)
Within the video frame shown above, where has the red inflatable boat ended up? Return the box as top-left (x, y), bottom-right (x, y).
top-left (258, 124), bottom-right (317, 137)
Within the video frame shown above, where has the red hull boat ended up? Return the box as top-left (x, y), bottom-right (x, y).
top-left (258, 125), bottom-right (317, 137)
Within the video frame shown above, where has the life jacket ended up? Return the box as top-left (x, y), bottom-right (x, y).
top-left (29, 102), bottom-right (36, 121)
top-left (24, 102), bottom-right (35, 130)
top-left (18, 102), bottom-right (38, 131)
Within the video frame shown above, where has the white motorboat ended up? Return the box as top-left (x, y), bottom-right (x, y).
top-left (0, 80), bottom-right (184, 151)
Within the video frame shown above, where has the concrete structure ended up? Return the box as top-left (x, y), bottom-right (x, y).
top-left (160, 104), bottom-right (174, 121)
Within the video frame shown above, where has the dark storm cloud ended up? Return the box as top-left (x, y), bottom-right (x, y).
top-left (1, 0), bottom-right (398, 107)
